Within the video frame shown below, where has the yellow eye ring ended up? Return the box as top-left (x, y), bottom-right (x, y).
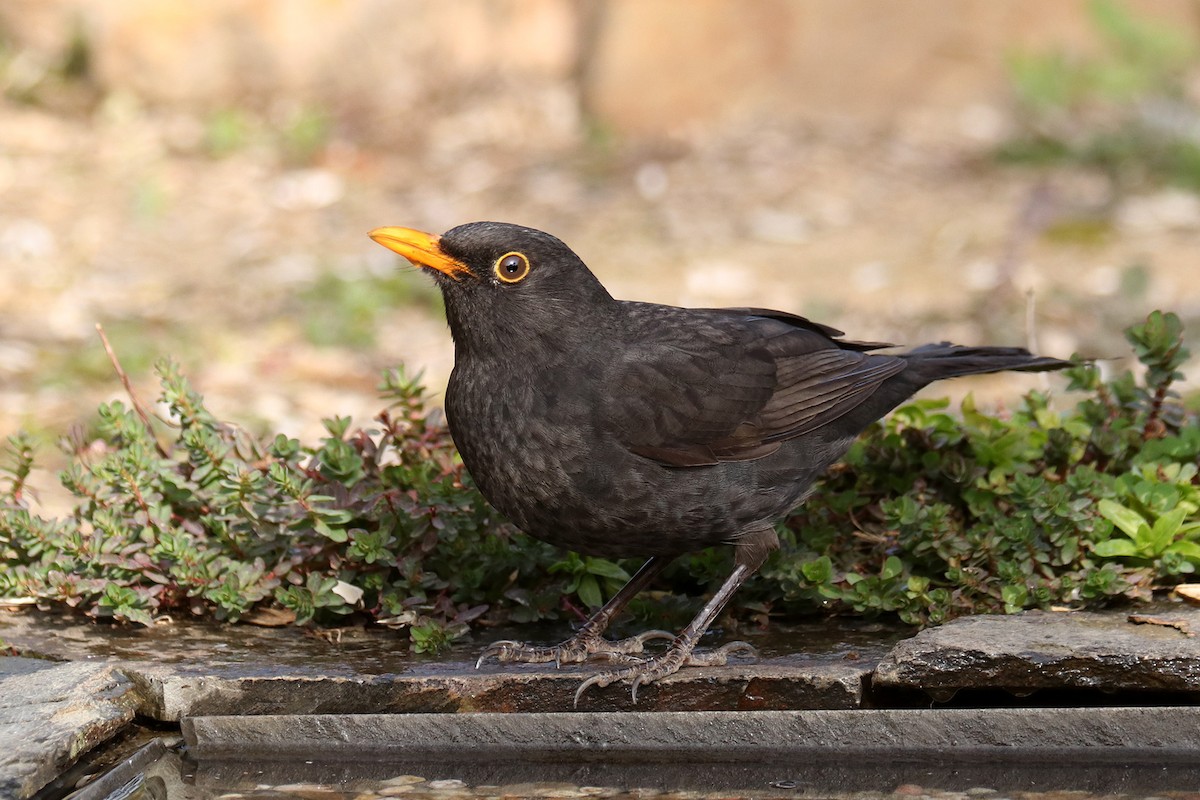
top-left (494, 251), bottom-right (531, 284)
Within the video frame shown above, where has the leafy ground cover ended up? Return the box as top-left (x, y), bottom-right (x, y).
top-left (0, 312), bottom-right (1196, 652)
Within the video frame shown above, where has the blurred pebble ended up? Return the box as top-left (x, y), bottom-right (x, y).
top-left (958, 103), bottom-right (1008, 144)
top-left (0, 218), bottom-right (56, 261)
top-left (381, 775), bottom-right (427, 786)
top-left (1117, 190), bottom-right (1200, 234)
top-left (270, 783), bottom-right (338, 797)
top-left (963, 259), bottom-right (1000, 291)
top-left (1040, 328), bottom-right (1080, 360)
top-left (0, 156), bottom-right (13, 194)
top-left (1011, 261), bottom-right (1046, 294)
top-left (636, 161), bottom-right (670, 200)
top-left (683, 260), bottom-right (757, 303)
top-left (0, 342), bottom-right (36, 376)
top-left (424, 779), bottom-right (466, 790)
top-left (526, 168), bottom-right (583, 208)
top-left (453, 157), bottom-right (500, 195)
top-left (853, 261), bottom-right (891, 292)
top-left (161, 112), bottom-right (206, 153)
top-left (1085, 265), bottom-right (1120, 297)
top-left (498, 782), bottom-right (593, 797)
top-left (265, 252), bottom-right (320, 285)
top-left (0, 106), bottom-right (76, 153)
top-left (809, 194), bottom-right (853, 227)
top-left (271, 169), bottom-right (345, 210)
top-left (747, 208), bottom-right (809, 245)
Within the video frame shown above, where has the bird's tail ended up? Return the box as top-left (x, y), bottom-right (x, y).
top-left (902, 343), bottom-right (1072, 383)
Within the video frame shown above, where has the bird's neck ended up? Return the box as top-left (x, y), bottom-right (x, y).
top-left (442, 287), bottom-right (619, 363)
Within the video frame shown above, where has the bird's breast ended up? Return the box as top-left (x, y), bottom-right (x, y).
top-left (446, 358), bottom-right (600, 527)
top-left (442, 353), bottom-right (820, 558)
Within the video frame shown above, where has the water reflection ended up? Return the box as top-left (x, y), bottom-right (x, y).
top-left (67, 738), bottom-right (1200, 800)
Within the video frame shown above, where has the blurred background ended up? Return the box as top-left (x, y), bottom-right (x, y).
top-left (2, 0), bottom-right (1199, 505)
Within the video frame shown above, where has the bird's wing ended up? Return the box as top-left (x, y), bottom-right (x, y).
top-left (707, 307), bottom-right (896, 351)
top-left (604, 306), bottom-right (906, 467)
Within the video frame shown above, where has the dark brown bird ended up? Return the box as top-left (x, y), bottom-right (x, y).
top-left (369, 221), bottom-right (1069, 702)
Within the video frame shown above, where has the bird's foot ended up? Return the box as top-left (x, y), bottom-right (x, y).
top-left (476, 628), bottom-right (675, 668)
top-left (573, 639), bottom-right (758, 706)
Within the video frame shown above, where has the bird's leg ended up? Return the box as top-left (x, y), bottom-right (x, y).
top-left (572, 563), bottom-right (755, 704)
top-left (476, 555), bottom-right (674, 668)
top-left (573, 528), bottom-right (777, 705)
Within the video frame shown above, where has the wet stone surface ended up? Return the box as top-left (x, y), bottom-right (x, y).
top-left (0, 657), bottom-right (140, 799)
top-left (874, 606), bottom-right (1200, 700)
top-left (6, 605), bottom-right (1200, 798)
top-left (182, 707), bottom-right (1200, 760)
top-left (0, 611), bottom-right (891, 719)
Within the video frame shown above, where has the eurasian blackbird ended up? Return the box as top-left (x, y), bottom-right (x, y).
top-left (369, 221), bottom-right (1070, 702)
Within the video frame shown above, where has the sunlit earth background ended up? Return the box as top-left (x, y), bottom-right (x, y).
top-left (2, 1), bottom-right (1198, 515)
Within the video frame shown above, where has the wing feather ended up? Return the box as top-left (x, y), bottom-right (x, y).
top-left (604, 305), bottom-right (905, 467)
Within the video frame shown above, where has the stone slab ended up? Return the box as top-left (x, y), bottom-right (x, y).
top-left (873, 606), bottom-right (1200, 698)
top-left (183, 707), bottom-right (1200, 762)
top-left (39, 737), bottom-right (173, 800)
top-left (130, 657), bottom-right (867, 720)
top-left (0, 611), bottom-right (878, 719)
top-left (0, 657), bottom-right (140, 800)
top-left (7, 604), bottom-right (1200, 731)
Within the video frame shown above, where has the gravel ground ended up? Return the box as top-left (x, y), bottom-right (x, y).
top-left (2, 95), bottom-right (1198, 513)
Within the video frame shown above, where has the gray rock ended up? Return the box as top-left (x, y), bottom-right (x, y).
top-left (874, 608), bottom-right (1200, 697)
top-left (130, 656), bottom-right (868, 720)
top-left (0, 611), bottom-right (877, 720)
top-left (55, 739), bottom-right (177, 800)
top-left (182, 707), bottom-right (1200, 760)
top-left (0, 657), bottom-right (140, 799)
top-left (7, 601), bottom-right (1200, 766)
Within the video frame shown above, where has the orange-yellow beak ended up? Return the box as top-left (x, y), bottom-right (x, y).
top-left (368, 226), bottom-right (473, 281)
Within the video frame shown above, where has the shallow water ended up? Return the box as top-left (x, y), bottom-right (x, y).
top-left (62, 736), bottom-right (1200, 800)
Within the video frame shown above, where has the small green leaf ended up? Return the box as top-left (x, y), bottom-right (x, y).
top-left (1092, 539), bottom-right (1140, 557)
top-left (1169, 541), bottom-right (1200, 561)
top-left (881, 556), bottom-right (904, 581)
top-left (907, 576), bottom-right (930, 594)
top-left (1097, 499), bottom-right (1151, 540)
top-left (312, 521), bottom-right (348, 543)
top-left (585, 558), bottom-right (631, 582)
top-left (801, 557), bottom-right (833, 584)
top-left (1001, 584), bottom-right (1029, 609)
top-left (577, 574), bottom-right (602, 609)
top-left (1148, 507), bottom-right (1188, 555)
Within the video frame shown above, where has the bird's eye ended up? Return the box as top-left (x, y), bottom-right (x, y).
top-left (493, 252), bottom-right (531, 284)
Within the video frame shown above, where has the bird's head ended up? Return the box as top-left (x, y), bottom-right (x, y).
top-left (369, 221), bottom-right (614, 350)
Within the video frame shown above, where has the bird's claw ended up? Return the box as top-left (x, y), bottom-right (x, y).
top-left (475, 640), bottom-right (545, 668)
top-left (572, 648), bottom-right (688, 706)
top-left (572, 639), bottom-right (758, 706)
top-left (476, 629), bottom-right (677, 669)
